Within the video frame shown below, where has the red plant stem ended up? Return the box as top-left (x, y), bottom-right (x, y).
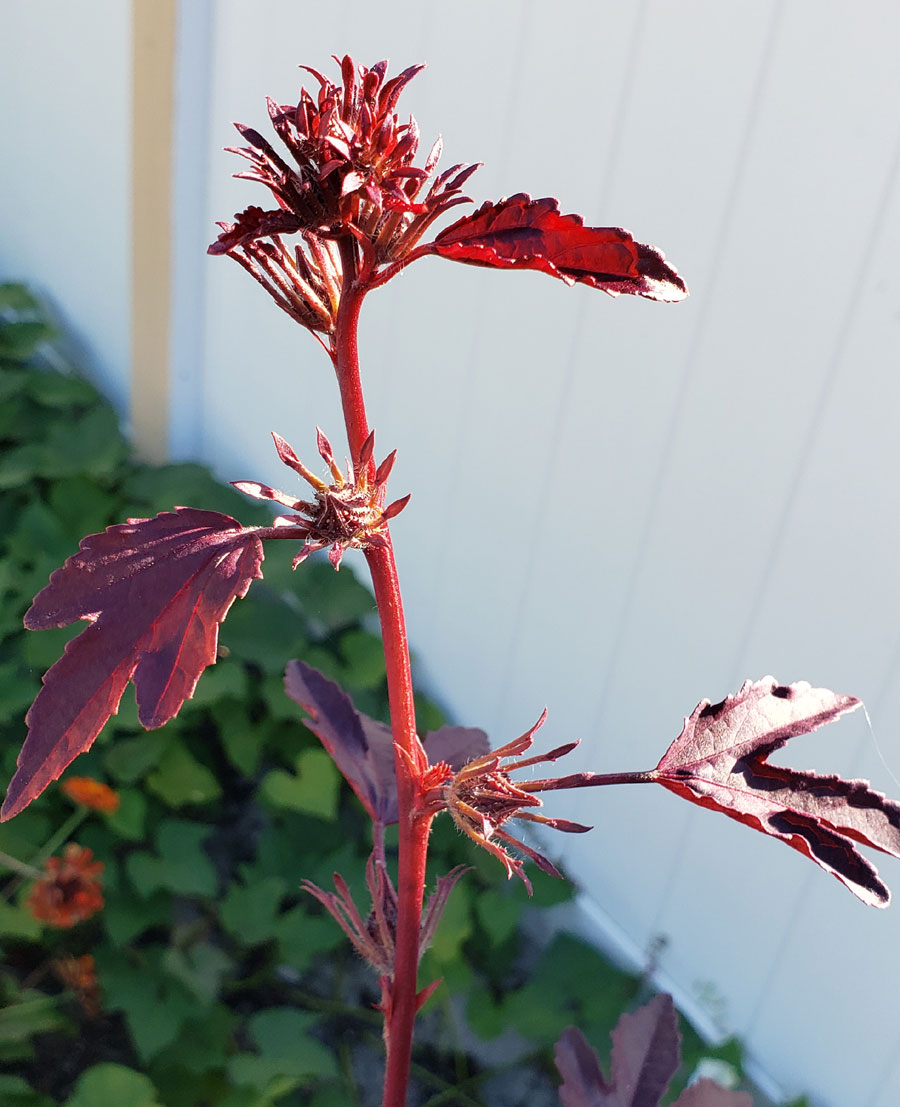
top-left (333, 238), bottom-right (429, 1106)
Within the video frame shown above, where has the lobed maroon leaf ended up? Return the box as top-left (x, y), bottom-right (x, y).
top-left (556, 1025), bottom-right (611, 1106)
top-left (555, 997), bottom-right (751, 1107)
top-left (284, 660), bottom-right (488, 824)
top-left (425, 724), bottom-right (490, 772)
top-left (555, 995), bottom-right (680, 1107)
top-left (672, 1082), bottom-right (752, 1107)
top-left (430, 194), bottom-right (687, 301)
top-left (651, 677), bottom-right (900, 906)
top-left (2, 509), bottom-right (264, 820)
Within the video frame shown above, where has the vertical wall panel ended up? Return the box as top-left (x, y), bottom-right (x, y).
top-left (0, 1), bottom-right (131, 415)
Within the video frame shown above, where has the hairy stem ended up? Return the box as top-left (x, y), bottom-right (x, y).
top-left (519, 769), bottom-right (656, 793)
top-left (333, 237), bottom-right (429, 1106)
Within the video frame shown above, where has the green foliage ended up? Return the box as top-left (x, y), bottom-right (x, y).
top-left (64, 1064), bottom-right (163, 1107)
top-left (0, 285), bottom-right (766, 1104)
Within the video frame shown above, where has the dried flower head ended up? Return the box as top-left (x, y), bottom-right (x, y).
top-left (234, 427), bottom-right (409, 570)
top-left (52, 954), bottom-right (101, 1017)
top-left (27, 843), bottom-right (104, 928)
top-left (61, 776), bottom-right (120, 813)
top-left (429, 711), bottom-right (592, 893)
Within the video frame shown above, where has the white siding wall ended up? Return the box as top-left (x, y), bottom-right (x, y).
top-left (0, 0), bottom-right (132, 416)
top-left (5, 3), bottom-right (900, 1103)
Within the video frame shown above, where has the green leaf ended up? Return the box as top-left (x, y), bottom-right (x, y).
top-left (103, 732), bottom-right (169, 783)
top-left (162, 943), bottom-right (232, 1006)
top-left (0, 443), bottom-right (44, 490)
top-left (98, 951), bottom-right (197, 1062)
top-left (146, 743), bottom-right (222, 808)
top-left (219, 588), bottom-right (309, 673)
top-left (22, 623), bottom-right (81, 673)
top-left (466, 983), bottom-right (506, 1040)
top-left (124, 462), bottom-right (272, 524)
top-left (47, 475), bottom-right (118, 543)
top-left (149, 1005), bottom-right (237, 1076)
top-left (0, 662), bottom-right (40, 724)
top-left (0, 901), bottom-right (42, 941)
top-left (217, 704), bottom-right (267, 776)
top-left (292, 560), bottom-right (375, 631)
top-left (233, 1007), bottom-right (337, 1080)
top-left (336, 629), bottom-right (385, 691)
top-left (224, 1062), bottom-right (302, 1103)
top-left (260, 750), bottom-right (338, 820)
top-left (64, 1064), bottom-right (163, 1107)
top-left (0, 322), bottom-right (54, 362)
top-left (6, 500), bottom-right (73, 566)
top-left (428, 878), bottom-right (473, 965)
top-left (126, 820), bottom-right (217, 898)
top-left (106, 788), bottom-right (147, 840)
top-left (0, 1074), bottom-right (55, 1107)
top-left (0, 992), bottom-right (69, 1046)
top-left (0, 810), bottom-right (51, 859)
top-left (37, 405), bottom-right (128, 480)
top-left (261, 673), bottom-right (305, 722)
top-left (510, 862), bottom-right (576, 907)
top-left (273, 905), bottom-right (345, 971)
top-left (27, 371), bottom-right (99, 410)
top-left (0, 395), bottom-right (41, 444)
top-left (180, 658), bottom-right (248, 709)
top-left (0, 283), bottom-right (46, 315)
top-left (474, 888), bottom-right (522, 945)
top-left (220, 876), bottom-right (286, 947)
top-left (103, 892), bottom-right (171, 946)
top-left (0, 365), bottom-right (31, 401)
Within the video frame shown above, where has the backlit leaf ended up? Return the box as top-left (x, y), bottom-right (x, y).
top-left (3, 509), bottom-right (264, 819)
top-left (650, 678), bottom-right (900, 906)
top-left (431, 195), bottom-right (687, 302)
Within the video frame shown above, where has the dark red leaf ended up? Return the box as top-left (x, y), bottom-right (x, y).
top-left (285, 659), bottom-right (397, 824)
top-left (651, 677), bottom-right (900, 907)
top-left (430, 194), bottom-right (687, 302)
top-left (556, 1025), bottom-right (612, 1106)
top-left (672, 1081), bottom-right (752, 1107)
top-left (555, 995), bottom-right (680, 1107)
top-left (284, 660), bottom-right (488, 824)
top-left (425, 725), bottom-right (490, 772)
top-left (2, 509), bottom-right (263, 820)
top-left (555, 997), bottom-right (751, 1107)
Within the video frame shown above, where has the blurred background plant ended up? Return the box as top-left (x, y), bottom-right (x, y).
top-left (0, 284), bottom-right (788, 1106)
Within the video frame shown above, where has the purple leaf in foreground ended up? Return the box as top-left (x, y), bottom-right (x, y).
top-left (425, 724), bottom-right (491, 772)
top-left (556, 995), bottom-right (679, 1107)
top-left (649, 677), bottom-right (900, 906)
top-left (3, 509), bottom-right (264, 820)
top-left (284, 660), bottom-right (488, 824)
top-left (555, 997), bottom-right (751, 1107)
top-left (673, 1081), bottom-right (752, 1107)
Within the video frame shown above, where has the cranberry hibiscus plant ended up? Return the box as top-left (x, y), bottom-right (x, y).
top-left (5, 57), bottom-right (900, 1106)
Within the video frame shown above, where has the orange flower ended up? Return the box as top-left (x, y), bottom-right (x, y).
top-left (27, 843), bottom-right (104, 927)
top-left (61, 777), bottom-right (120, 813)
top-left (52, 954), bottom-right (101, 1017)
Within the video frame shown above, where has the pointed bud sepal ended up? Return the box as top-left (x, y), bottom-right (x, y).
top-left (302, 854), bottom-right (470, 978)
top-left (436, 710), bottom-right (592, 894)
top-left (233, 428), bottom-right (407, 569)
